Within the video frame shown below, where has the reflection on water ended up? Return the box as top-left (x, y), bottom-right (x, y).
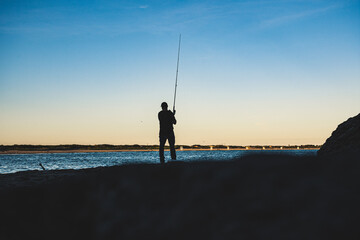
top-left (0, 150), bottom-right (317, 174)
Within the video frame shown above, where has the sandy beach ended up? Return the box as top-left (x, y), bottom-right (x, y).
top-left (0, 153), bottom-right (358, 239)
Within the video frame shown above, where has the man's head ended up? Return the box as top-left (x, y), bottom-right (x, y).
top-left (161, 102), bottom-right (168, 110)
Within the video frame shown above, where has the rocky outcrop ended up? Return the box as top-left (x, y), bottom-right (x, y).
top-left (318, 113), bottom-right (360, 158)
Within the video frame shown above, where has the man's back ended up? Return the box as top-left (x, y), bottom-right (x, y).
top-left (158, 110), bottom-right (176, 134)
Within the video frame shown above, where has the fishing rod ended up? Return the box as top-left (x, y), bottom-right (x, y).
top-left (173, 34), bottom-right (181, 114)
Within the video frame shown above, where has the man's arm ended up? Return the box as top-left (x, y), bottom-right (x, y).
top-left (172, 112), bottom-right (177, 125)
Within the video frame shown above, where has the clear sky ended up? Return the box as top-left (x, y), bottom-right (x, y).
top-left (0, 0), bottom-right (359, 145)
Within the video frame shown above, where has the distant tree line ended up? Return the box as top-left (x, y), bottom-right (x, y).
top-left (0, 144), bottom-right (321, 152)
top-left (0, 144), bottom-right (158, 152)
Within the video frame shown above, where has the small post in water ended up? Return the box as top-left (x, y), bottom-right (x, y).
top-left (39, 163), bottom-right (46, 171)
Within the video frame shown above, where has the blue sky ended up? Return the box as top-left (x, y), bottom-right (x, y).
top-left (0, 0), bottom-right (359, 145)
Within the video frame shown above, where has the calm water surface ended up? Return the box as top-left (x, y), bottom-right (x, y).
top-left (0, 150), bottom-right (317, 174)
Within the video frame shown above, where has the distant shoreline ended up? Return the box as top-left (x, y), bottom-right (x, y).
top-left (0, 148), bottom-right (320, 155)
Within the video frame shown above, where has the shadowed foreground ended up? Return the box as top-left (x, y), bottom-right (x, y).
top-left (0, 154), bottom-right (359, 240)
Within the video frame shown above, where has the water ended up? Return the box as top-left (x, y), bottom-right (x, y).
top-left (0, 150), bottom-right (317, 174)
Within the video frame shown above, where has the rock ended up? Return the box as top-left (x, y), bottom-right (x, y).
top-left (318, 113), bottom-right (360, 158)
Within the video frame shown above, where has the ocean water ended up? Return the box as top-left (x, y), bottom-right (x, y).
top-left (0, 150), bottom-right (317, 174)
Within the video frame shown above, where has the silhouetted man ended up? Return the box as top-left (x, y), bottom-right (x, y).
top-left (158, 102), bottom-right (177, 164)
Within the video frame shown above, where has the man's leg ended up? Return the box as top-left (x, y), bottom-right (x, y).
top-left (168, 131), bottom-right (176, 160)
top-left (159, 135), bottom-right (167, 164)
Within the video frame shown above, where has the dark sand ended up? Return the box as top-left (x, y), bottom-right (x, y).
top-left (0, 154), bottom-right (359, 240)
